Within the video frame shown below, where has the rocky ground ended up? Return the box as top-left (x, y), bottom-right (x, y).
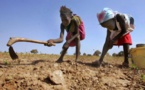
top-left (0, 53), bottom-right (145, 90)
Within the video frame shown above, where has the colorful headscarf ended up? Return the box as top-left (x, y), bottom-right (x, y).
top-left (97, 8), bottom-right (116, 24)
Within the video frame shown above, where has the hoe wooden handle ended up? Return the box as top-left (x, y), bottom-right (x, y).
top-left (7, 37), bottom-right (55, 46)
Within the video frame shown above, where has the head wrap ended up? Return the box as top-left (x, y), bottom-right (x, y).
top-left (97, 8), bottom-right (116, 24)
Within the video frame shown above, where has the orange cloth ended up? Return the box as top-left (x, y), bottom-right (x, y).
top-left (114, 33), bottom-right (132, 45)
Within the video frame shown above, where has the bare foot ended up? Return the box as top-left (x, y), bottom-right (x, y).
top-left (122, 62), bottom-right (129, 68)
top-left (56, 58), bottom-right (63, 63)
top-left (92, 60), bottom-right (101, 67)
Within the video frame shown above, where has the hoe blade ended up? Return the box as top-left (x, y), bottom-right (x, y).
top-left (9, 46), bottom-right (18, 60)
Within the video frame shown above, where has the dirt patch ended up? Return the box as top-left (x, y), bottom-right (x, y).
top-left (0, 53), bottom-right (145, 90)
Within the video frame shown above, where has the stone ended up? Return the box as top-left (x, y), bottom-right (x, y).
top-left (49, 70), bottom-right (65, 85)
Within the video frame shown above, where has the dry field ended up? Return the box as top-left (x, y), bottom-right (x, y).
top-left (0, 52), bottom-right (145, 90)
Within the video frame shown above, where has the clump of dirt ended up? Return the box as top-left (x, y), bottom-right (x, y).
top-left (0, 53), bottom-right (145, 90)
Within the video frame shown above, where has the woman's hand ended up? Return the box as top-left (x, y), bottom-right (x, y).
top-left (44, 39), bottom-right (54, 47)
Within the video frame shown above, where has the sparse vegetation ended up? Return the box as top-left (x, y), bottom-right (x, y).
top-left (141, 74), bottom-right (145, 82)
top-left (83, 53), bottom-right (86, 56)
top-left (93, 50), bottom-right (101, 56)
top-left (0, 52), bottom-right (145, 90)
top-left (30, 49), bottom-right (38, 54)
top-left (73, 51), bottom-right (81, 55)
top-left (112, 51), bottom-right (124, 57)
top-left (3, 60), bottom-right (9, 65)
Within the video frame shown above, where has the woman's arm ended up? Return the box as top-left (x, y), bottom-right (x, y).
top-left (67, 20), bottom-right (80, 43)
top-left (112, 14), bottom-right (126, 41)
top-left (48, 23), bottom-right (65, 43)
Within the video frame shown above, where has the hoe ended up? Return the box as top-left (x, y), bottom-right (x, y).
top-left (7, 37), bottom-right (55, 60)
